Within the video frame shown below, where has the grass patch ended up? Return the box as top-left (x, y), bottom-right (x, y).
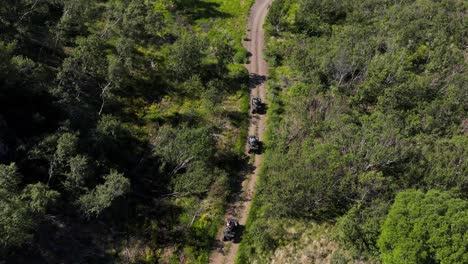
top-left (197, 0), bottom-right (255, 67)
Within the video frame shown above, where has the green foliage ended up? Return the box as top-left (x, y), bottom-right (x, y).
top-left (21, 183), bottom-right (60, 214)
top-left (331, 251), bottom-right (351, 264)
top-left (154, 125), bottom-right (217, 194)
top-left (240, 0), bottom-right (467, 262)
top-left (155, 125), bottom-right (215, 165)
top-left (335, 200), bottom-right (390, 255)
top-left (0, 0), bottom-right (251, 261)
top-left (63, 155), bottom-right (90, 194)
top-left (260, 141), bottom-right (354, 219)
top-left (0, 163), bottom-right (21, 193)
top-left (168, 33), bottom-right (206, 81)
top-left (233, 48), bottom-right (248, 64)
top-left (122, 0), bottom-right (166, 40)
top-left (55, 132), bottom-right (79, 162)
top-left (0, 42), bottom-right (14, 78)
top-left (0, 164), bottom-right (58, 252)
top-left (55, 35), bottom-right (110, 123)
top-left (422, 136), bottom-right (468, 192)
top-left (78, 170), bottom-right (130, 218)
top-left (0, 193), bottom-right (33, 252)
top-left (378, 190), bottom-right (468, 264)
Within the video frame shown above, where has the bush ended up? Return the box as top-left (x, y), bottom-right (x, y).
top-left (233, 48), bottom-right (249, 64)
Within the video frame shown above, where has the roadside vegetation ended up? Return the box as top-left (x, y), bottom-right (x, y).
top-left (239, 0), bottom-right (467, 263)
top-left (0, 0), bottom-right (254, 263)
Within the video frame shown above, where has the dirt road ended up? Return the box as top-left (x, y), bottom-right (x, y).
top-left (209, 0), bottom-right (272, 263)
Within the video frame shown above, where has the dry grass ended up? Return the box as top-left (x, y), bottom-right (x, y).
top-left (250, 219), bottom-right (376, 264)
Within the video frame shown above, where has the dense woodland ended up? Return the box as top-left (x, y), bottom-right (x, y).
top-left (1, 0), bottom-right (467, 263)
top-left (239, 0), bottom-right (467, 263)
top-left (0, 0), bottom-right (254, 263)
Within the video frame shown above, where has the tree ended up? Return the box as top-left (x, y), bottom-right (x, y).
top-left (335, 200), bottom-right (390, 255)
top-left (55, 35), bottom-right (110, 124)
top-left (78, 170), bottom-right (130, 218)
top-left (0, 164), bottom-right (58, 252)
top-left (20, 183), bottom-right (59, 214)
top-left (154, 125), bottom-right (215, 167)
top-left (153, 125), bottom-right (217, 194)
top-left (93, 114), bottom-right (134, 164)
top-left (0, 0), bottom-right (61, 51)
top-left (0, 193), bottom-right (33, 252)
top-left (422, 136), bottom-right (468, 193)
top-left (378, 190), bottom-right (468, 264)
top-left (0, 163), bottom-right (21, 193)
top-left (0, 41), bottom-right (14, 80)
top-left (168, 33), bottom-right (206, 81)
top-left (122, 0), bottom-right (148, 40)
top-left (55, 0), bottom-right (96, 42)
top-left (63, 154), bottom-right (90, 194)
top-left (261, 142), bottom-right (354, 219)
top-left (121, 0), bottom-right (166, 41)
top-left (29, 132), bottom-right (79, 184)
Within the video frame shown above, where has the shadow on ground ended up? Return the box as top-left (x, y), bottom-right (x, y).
top-left (177, 0), bottom-right (232, 20)
top-left (233, 225), bottom-right (246, 244)
top-left (249, 73), bottom-right (266, 89)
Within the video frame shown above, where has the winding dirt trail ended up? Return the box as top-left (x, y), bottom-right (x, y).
top-left (209, 0), bottom-right (272, 263)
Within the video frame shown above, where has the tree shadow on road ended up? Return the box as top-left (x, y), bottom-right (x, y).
top-left (249, 73), bottom-right (266, 89)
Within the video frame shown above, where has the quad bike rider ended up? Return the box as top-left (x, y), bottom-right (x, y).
top-left (251, 97), bottom-right (262, 114)
top-left (223, 218), bottom-right (239, 241)
top-left (248, 136), bottom-right (260, 154)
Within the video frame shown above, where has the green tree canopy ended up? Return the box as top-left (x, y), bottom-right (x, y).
top-left (378, 189), bottom-right (468, 264)
top-left (0, 163), bottom-right (58, 252)
top-left (78, 170), bottom-right (130, 218)
top-left (153, 125), bottom-right (218, 194)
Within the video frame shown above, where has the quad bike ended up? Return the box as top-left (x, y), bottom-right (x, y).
top-left (251, 97), bottom-right (263, 114)
top-left (222, 218), bottom-right (239, 241)
top-left (248, 136), bottom-right (260, 154)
